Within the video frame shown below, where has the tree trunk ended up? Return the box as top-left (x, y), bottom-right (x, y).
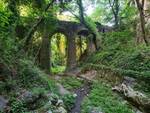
top-left (77, 0), bottom-right (85, 24)
top-left (108, 0), bottom-right (120, 29)
top-left (114, 0), bottom-right (119, 28)
top-left (135, 0), bottom-right (149, 46)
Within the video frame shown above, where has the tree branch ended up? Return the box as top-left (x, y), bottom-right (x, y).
top-left (65, 7), bottom-right (81, 21)
top-left (108, 0), bottom-right (116, 15)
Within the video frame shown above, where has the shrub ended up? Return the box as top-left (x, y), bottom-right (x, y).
top-left (10, 98), bottom-right (27, 113)
top-left (16, 59), bottom-right (47, 88)
top-left (59, 76), bottom-right (84, 90)
top-left (62, 94), bottom-right (75, 111)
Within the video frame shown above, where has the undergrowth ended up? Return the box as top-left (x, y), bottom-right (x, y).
top-left (81, 81), bottom-right (134, 113)
top-left (0, 34), bottom-right (58, 112)
top-left (84, 30), bottom-right (150, 76)
top-left (62, 94), bottom-right (76, 112)
top-left (59, 76), bottom-right (84, 90)
top-left (0, 58), bottom-right (59, 113)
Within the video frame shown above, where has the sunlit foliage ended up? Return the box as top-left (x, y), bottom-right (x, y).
top-left (51, 33), bottom-right (67, 73)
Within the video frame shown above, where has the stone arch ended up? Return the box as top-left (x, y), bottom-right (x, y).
top-left (49, 28), bottom-right (69, 38)
top-left (49, 27), bottom-right (77, 72)
top-left (39, 20), bottom-right (97, 74)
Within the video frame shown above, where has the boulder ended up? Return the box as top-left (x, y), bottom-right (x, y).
top-left (123, 76), bottom-right (136, 87)
top-left (18, 89), bottom-right (46, 110)
top-left (19, 90), bottom-right (38, 103)
top-left (0, 96), bottom-right (8, 112)
top-left (57, 83), bottom-right (70, 96)
top-left (56, 99), bottom-right (63, 106)
top-left (49, 93), bottom-right (59, 106)
top-left (47, 110), bottom-right (53, 113)
top-left (112, 83), bottom-right (150, 113)
top-left (54, 106), bottom-right (67, 113)
top-left (90, 107), bottom-right (104, 113)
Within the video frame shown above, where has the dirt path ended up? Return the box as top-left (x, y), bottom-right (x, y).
top-left (57, 70), bottom-right (148, 113)
top-left (71, 81), bottom-right (91, 113)
top-left (54, 74), bottom-right (92, 113)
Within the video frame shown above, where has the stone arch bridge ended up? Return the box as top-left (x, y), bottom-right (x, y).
top-left (39, 20), bottom-right (105, 74)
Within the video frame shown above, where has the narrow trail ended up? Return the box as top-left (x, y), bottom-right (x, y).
top-left (56, 70), bottom-right (148, 113)
top-left (71, 81), bottom-right (91, 113)
top-left (54, 73), bottom-right (92, 113)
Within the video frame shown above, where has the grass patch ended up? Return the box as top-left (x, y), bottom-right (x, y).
top-left (62, 94), bottom-right (76, 112)
top-left (51, 66), bottom-right (66, 74)
top-left (59, 76), bottom-right (84, 90)
top-left (81, 81), bottom-right (134, 113)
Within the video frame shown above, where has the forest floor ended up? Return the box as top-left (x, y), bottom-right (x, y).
top-left (52, 69), bottom-right (149, 113)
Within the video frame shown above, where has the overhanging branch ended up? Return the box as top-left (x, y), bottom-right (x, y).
top-left (24, 0), bottom-right (55, 51)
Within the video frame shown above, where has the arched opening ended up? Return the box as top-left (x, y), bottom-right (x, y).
top-left (76, 30), bottom-right (97, 62)
top-left (50, 33), bottom-right (67, 74)
top-left (76, 30), bottom-right (88, 61)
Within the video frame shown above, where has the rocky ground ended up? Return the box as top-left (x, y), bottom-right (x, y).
top-left (1, 68), bottom-right (150, 113)
top-left (58, 69), bottom-right (150, 113)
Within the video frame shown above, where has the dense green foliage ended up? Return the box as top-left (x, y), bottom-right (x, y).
top-left (0, 0), bottom-right (150, 112)
top-left (81, 81), bottom-right (133, 113)
top-left (59, 76), bottom-right (84, 90)
top-left (51, 33), bottom-right (67, 73)
top-left (62, 94), bottom-right (76, 111)
top-left (84, 30), bottom-right (150, 78)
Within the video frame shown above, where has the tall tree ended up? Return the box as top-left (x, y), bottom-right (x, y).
top-left (77, 0), bottom-right (85, 24)
top-left (108, 0), bottom-right (120, 28)
top-left (135, 0), bottom-right (148, 46)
